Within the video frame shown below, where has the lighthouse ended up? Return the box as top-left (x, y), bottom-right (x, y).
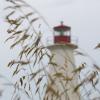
top-left (45, 22), bottom-right (80, 100)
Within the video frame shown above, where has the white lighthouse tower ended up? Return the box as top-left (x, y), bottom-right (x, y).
top-left (45, 22), bottom-right (80, 100)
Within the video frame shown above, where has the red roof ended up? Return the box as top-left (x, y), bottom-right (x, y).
top-left (53, 24), bottom-right (71, 32)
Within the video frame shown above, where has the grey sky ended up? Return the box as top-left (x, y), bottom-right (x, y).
top-left (27, 0), bottom-right (100, 64)
top-left (0, 0), bottom-right (100, 99)
top-left (27, 0), bottom-right (100, 47)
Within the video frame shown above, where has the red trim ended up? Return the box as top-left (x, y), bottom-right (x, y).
top-left (54, 36), bottom-right (71, 44)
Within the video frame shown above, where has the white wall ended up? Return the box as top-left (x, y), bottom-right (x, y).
top-left (46, 44), bottom-right (80, 100)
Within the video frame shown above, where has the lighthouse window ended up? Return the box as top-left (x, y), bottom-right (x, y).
top-left (54, 31), bottom-right (60, 36)
top-left (60, 30), bottom-right (64, 35)
top-left (65, 31), bottom-right (70, 36)
top-left (54, 29), bottom-right (71, 36)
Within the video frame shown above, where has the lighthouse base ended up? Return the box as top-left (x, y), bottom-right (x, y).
top-left (44, 44), bottom-right (80, 100)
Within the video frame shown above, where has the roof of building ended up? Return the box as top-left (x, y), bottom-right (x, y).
top-left (53, 21), bottom-right (71, 32)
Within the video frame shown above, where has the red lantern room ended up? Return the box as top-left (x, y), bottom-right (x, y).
top-left (53, 21), bottom-right (71, 44)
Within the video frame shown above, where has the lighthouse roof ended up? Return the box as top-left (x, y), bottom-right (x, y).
top-left (53, 21), bottom-right (71, 32)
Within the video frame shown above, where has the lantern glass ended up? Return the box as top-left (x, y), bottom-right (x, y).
top-left (54, 31), bottom-right (70, 36)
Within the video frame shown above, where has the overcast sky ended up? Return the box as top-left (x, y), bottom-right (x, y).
top-left (0, 0), bottom-right (100, 63)
top-left (0, 0), bottom-right (100, 99)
